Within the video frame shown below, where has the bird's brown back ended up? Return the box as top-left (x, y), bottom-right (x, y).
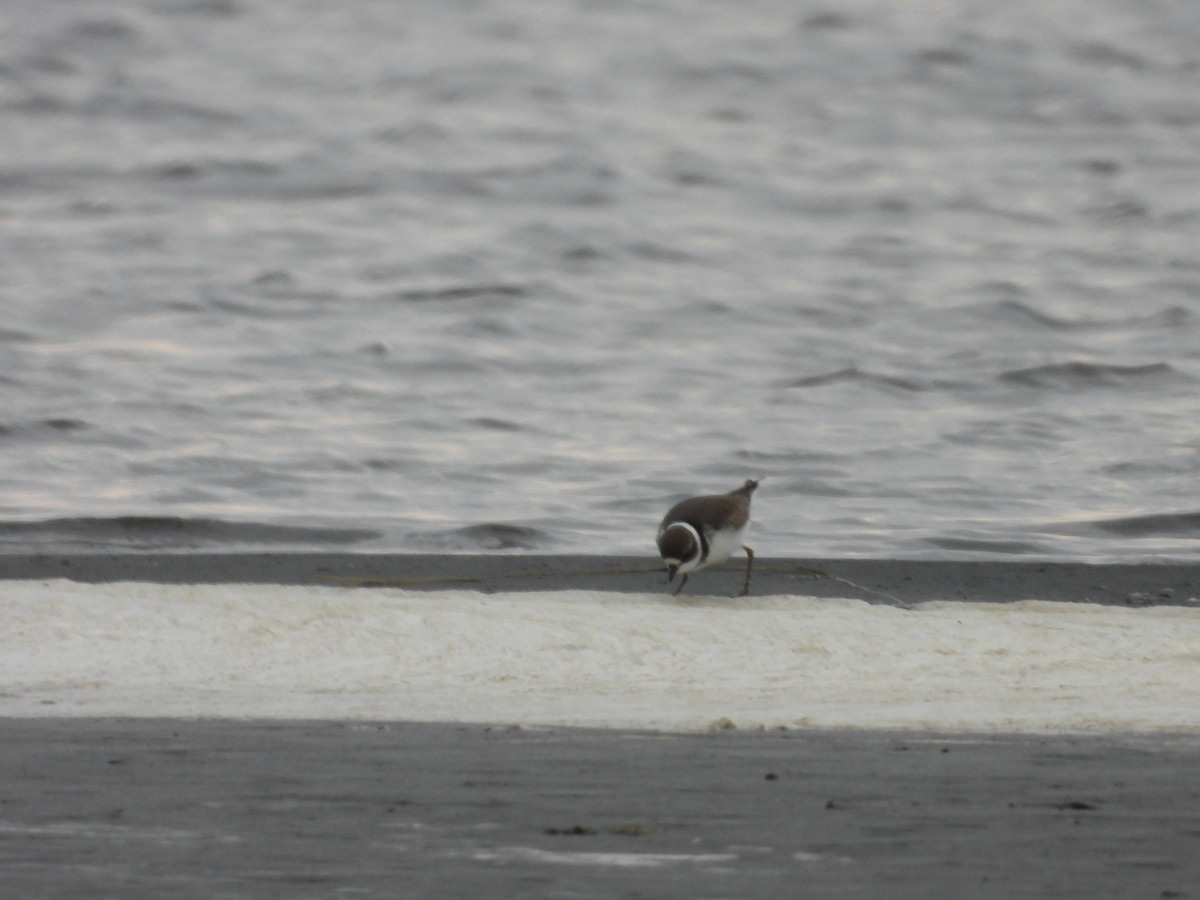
top-left (659, 480), bottom-right (757, 533)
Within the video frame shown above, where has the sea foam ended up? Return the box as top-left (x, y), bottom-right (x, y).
top-left (4, 581), bottom-right (1199, 732)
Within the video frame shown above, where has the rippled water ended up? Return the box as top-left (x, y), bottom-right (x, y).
top-left (2, 0), bottom-right (1199, 560)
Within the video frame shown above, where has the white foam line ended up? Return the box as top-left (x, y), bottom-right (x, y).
top-left (3, 580), bottom-right (1200, 733)
top-left (473, 847), bottom-right (737, 868)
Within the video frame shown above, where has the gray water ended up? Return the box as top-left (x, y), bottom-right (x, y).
top-left (2, 0), bottom-right (1198, 560)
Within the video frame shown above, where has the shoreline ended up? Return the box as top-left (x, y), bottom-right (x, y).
top-left (5, 554), bottom-right (1200, 895)
top-left (1, 553), bottom-right (1197, 606)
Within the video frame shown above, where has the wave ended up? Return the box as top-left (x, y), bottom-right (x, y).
top-left (988, 300), bottom-right (1191, 332)
top-left (0, 418), bottom-right (91, 438)
top-left (923, 537), bottom-right (1053, 555)
top-left (393, 284), bottom-right (528, 303)
top-left (780, 367), bottom-right (934, 393)
top-left (405, 523), bottom-right (556, 551)
top-left (466, 417), bottom-right (530, 433)
top-left (999, 361), bottom-right (1183, 389)
top-left (0, 517), bottom-right (380, 552)
top-left (1071, 511), bottom-right (1200, 538)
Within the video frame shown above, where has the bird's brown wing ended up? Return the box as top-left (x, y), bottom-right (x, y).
top-left (659, 494), bottom-right (749, 534)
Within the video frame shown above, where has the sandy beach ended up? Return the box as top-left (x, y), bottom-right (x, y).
top-left (2, 554), bottom-right (1199, 897)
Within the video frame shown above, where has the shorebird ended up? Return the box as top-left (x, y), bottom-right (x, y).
top-left (656, 479), bottom-right (758, 596)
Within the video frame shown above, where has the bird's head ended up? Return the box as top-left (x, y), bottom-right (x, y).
top-left (657, 523), bottom-right (699, 581)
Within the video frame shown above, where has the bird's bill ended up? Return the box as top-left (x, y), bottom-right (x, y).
top-left (665, 564), bottom-right (678, 582)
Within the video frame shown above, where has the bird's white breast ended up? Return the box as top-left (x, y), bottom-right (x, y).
top-left (699, 524), bottom-right (747, 570)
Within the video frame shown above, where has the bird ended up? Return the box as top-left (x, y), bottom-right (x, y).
top-left (656, 479), bottom-right (758, 597)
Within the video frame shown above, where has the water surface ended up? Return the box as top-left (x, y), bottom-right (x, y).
top-left (2, 0), bottom-right (1198, 560)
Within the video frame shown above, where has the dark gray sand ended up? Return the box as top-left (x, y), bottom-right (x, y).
top-left (3, 555), bottom-right (1200, 897)
top-left (3, 719), bottom-right (1199, 899)
top-left (2, 552), bottom-right (1198, 606)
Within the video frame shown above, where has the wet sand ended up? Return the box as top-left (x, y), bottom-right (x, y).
top-left (2, 719), bottom-right (1199, 898)
top-left (1, 552), bottom-right (1198, 606)
top-left (2, 554), bottom-right (1199, 896)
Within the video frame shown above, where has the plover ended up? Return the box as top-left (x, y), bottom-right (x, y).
top-left (656, 479), bottom-right (758, 596)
